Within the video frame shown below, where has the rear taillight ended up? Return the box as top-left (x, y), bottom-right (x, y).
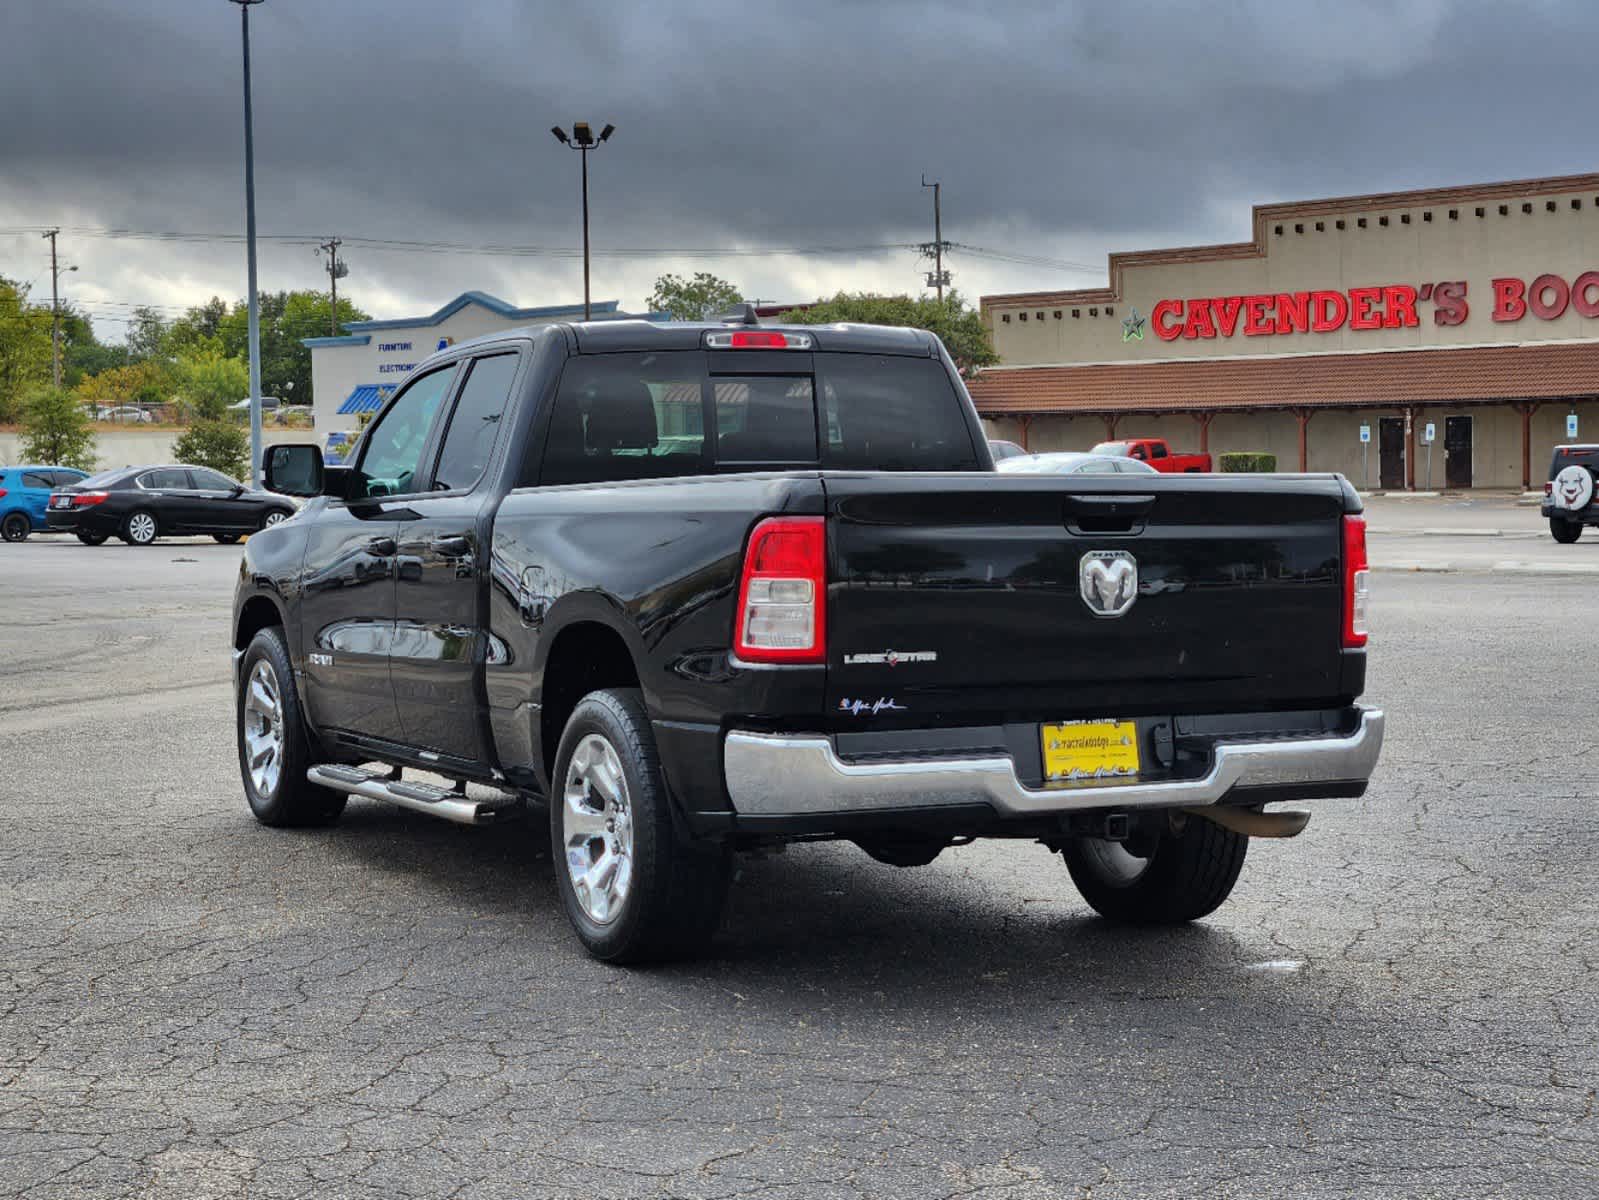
top-left (1342, 514), bottom-right (1369, 648)
top-left (1545, 481), bottom-right (1554, 496)
top-left (733, 516), bottom-right (826, 663)
top-left (73, 492), bottom-right (109, 507)
top-left (0, 489), bottom-right (7, 499)
top-left (703, 329), bottom-right (814, 350)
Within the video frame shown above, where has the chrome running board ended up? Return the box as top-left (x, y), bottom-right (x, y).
top-left (307, 764), bottom-right (519, 826)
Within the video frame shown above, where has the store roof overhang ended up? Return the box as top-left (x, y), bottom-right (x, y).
top-left (965, 341), bottom-right (1599, 416)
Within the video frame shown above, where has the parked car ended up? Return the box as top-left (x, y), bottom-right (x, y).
top-left (988, 438), bottom-right (1028, 461)
top-left (0, 465), bottom-right (89, 541)
top-left (998, 451), bottom-right (1160, 476)
top-left (1091, 437), bottom-right (1212, 473)
top-left (1542, 443), bottom-right (1599, 542)
top-left (46, 464), bottom-right (296, 546)
top-left (92, 406), bottom-right (156, 424)
top-left (239, 314), bottom-right (1381, 963)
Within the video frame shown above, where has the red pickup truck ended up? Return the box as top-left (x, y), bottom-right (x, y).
top-left (1091, 438), bottom-right (1212, 473)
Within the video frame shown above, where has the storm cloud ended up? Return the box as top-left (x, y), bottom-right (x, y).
top-left (3, 0), bottom-right (1596, 337)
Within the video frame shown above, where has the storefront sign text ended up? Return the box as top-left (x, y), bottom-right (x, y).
top-left (1151, 273), bottom-right (1599, 341)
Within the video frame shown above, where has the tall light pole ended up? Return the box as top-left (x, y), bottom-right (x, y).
top-left (550, 122), bottom-right (615, 320)
top-left (232, 0), bottom-right (266, 485)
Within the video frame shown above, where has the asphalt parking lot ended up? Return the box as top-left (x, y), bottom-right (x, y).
top-left (2, 532), bottom-right (1596, 1199)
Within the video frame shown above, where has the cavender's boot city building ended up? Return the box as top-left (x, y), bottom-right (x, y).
top-left (973, 174), bottom-right (1599, 490)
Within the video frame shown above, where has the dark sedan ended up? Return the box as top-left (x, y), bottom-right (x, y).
top-left (46, 465), bottom-right (297, 546)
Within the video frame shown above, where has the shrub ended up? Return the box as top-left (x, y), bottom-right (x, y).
top-left (19, 386), bottom-right (98, 470)
top-left (1218, 452), bottom-right (1278, 473)
top-left (173, 419), bottom-right (250, 479)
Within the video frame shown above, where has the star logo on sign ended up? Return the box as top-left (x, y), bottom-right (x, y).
top-left (1122, 308), bottom-right (1147, 342)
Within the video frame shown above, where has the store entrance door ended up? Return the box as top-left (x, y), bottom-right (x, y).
top-left (1379, 417), bottom-right (1406, 490)
top-left (1445, 416), bottom-right (1473, 489)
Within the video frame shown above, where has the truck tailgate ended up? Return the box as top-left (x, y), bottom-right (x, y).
top-left (822, 473), bottom-right (1353, 726)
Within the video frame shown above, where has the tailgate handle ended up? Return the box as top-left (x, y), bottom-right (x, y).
top-left (1062, 493), bottom-right (1156, 518)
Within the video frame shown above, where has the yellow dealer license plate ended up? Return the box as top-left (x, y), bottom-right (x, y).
top-left (1042, 720), bottom-right (1141, 783)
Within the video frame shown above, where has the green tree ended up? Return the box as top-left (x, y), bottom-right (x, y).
top-left (217, 290), bottom-right (370, 403)
top-left (173, 419), bottom-right (250, 479)
top-left (778, 291), bottom-right (999, 376)
top-left (19, 386), bottom-right (98, 470)
top-left (0, 277), bottom-right (54, 423)
top-left (124, 306), bottom-right (172, 362)
top-left (61, 306), bottom-right (129, 386)
top-left (648, 272), bottom-right (744, 321)
top-left (162, 296), bottom-right (229, 358)
top-left (175, 349), bottom-right (249, 420)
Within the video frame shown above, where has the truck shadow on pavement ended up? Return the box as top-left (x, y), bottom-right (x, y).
top-left (316, 799), bottom-right (1261, 1004)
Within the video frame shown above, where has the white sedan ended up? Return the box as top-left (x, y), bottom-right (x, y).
top-left (996, 451), bottom-right (1160, 475)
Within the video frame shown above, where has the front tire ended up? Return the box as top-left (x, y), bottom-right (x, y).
top-left (551, 688), bottom-right (731, 963)
top-left (1, 512), bottom-right (30, 542)
top-left (123, 509), bottom-right (159, 545)
top-left (1063, 812), bottom-right (1247, 924)
top-left (76, 530), bottom-right (109, 546)
top-left (1551, 517), bottom-right (1583, 544)
top-left (237, 625), bottom-right (346, 827)
top-left (213, 533), bottom-right (242, 544)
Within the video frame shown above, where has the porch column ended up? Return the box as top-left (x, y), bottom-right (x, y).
top-left (1018, 414), bottom-right (1034, 451)
top-left (1102, 413), bottom-right (1121, 441)
top-left (1405, 407), bottom-right (1418, 490)
top-left (1293, 408), bottom-right (1313, 472)
top-left (1512, 401), bottom-right (1540, 490)
top-left (1192, 411), bottom-right (1215, 452)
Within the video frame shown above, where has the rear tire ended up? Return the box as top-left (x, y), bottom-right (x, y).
top-left (260, 509), bottom-right (292, 530)
top-left (213, 533), bottom-right (242, 544)
top-left (1551, 517), bottom-right (1583, 544)
top-left (76, 530), bottom-right (109, 546)
top-left (237, 625), bottom-right (346, 827)
top-left (1063, 812), bottom-right (1247, 924)
top-left (551, 688), bottom-right (731, 963)
top-left (123, 509), bottom-right (159, 545)
top-left (1, 512), bottom-right (30, 542)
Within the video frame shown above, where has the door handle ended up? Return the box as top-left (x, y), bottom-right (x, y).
top-left (367, 536), bottom-right (397, 556)
top-left (430, 534), bottom-right (472, 557)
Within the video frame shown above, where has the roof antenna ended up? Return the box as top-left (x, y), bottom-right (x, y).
top-left (717, 302), bottom-right (761, 326)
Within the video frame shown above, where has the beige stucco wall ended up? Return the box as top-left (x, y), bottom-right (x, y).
top-left (983, 398), bottom-right (1599, 490)
top-left (990, 186), bottom-right (1599, 365)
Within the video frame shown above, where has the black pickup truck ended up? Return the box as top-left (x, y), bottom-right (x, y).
top-left (237, 312), bottom-right (1384, 962)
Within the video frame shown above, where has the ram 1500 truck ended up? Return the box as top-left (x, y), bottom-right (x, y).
top-left (1091, 437), bottom-right (1212, 473)
top-left (237, 312), bottom-right (1384, 962)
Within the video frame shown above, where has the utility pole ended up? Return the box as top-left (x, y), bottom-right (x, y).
top-left (43, 228), bottom-right (61, 387)
top-left (920, 175), bottom-right (950, 302)
top-left (232, 0), bottom-right (266, 487)
top-left (317, 237), bottom-right (346, 335)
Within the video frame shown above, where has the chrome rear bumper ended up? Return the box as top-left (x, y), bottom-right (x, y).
top-left (723, 707), bottom-right (1384, 819)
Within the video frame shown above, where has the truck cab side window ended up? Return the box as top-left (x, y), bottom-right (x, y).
top-left (432, 353), bottom-right (519, 492)
top-left (535, 352), bottom-right (707, 486)
top-left (1150, 443), bottom-right (1168, 460)
top-left (354, 365), bottom-right (456, 499)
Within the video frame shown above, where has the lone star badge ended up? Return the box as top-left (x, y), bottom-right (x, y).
top-left (1121, 308), bottom-right (1147, 342)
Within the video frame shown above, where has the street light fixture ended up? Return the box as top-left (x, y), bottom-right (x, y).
top-left (550, 120), bottom-right (616, 320)
top-left (230, 0), bottom-right (266, 486)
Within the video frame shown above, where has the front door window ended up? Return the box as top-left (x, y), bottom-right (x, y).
top-left (354, 366), bottom-right (457, 498)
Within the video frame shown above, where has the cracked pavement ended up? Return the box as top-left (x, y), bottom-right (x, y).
top-left (1, 538), bottom-right (1595, 1198)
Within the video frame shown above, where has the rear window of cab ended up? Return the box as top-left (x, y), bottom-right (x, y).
top-left (1550, 447), bottom-right (1599, 476)
top-left (530, 350), bottom-right (979, 486)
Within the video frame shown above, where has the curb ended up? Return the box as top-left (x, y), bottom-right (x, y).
top-left (1373, 560), bottom-right (1599, 577)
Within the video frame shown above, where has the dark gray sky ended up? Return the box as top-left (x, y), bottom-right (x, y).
top-left (4, 0), bottom-right (1597, 339)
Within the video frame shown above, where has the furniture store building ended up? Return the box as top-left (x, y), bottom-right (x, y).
top-left (303, 292), bottom-right (631, 434)
top-left (971, 173), bottom-right (1599, 489)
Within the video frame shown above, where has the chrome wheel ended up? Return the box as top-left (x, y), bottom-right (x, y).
top-left (263, 510), bottom-right (289, 528)
top-left (1078, 837), bottom-right (1153, 888)
top-left (127, 512), bottom-right (157, 544)
top-left (562, 733), bottom-right (634, 925)
top-left (243, 659), bottom-right (285, 799)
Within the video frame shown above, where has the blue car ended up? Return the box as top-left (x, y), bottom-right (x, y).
top-left (0, 464), bottom-right (89, 542)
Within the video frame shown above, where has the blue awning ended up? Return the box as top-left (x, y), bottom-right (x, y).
top-left (336, 384), bottom-right (391, 415)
